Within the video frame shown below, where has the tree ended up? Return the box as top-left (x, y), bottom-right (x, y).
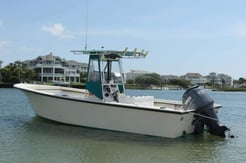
top-left (239, 77), bottom-right (245, 84)
top-left (0, 61), bottom-right (36, 83)
top-left (135, 73), bottom-right (161, 86)
top-left (80, 72), bottom-right (87, 83)
top-left (126, 79), bottom-right (134, 84)
top-left (168, 79), bottom-right (190, 88)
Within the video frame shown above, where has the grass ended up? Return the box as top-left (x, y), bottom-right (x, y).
top-left (215, 87), bottom-right (246, 92)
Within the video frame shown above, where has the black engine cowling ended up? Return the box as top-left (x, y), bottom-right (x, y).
top-left (182, 85), bottom-right (229, 137)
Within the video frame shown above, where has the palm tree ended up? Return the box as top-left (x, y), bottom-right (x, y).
top-left (0, 60), bottom-right (2, 82)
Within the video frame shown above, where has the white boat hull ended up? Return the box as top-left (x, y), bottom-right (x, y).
top-left (15, 83), bottom-right (195, 138)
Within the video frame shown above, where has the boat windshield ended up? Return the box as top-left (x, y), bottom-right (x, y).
top-left (102, 60), bottom-right (124, 84)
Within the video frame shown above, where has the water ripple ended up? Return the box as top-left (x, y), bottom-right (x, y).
top-left (0, 88), bottom-right (244, 162)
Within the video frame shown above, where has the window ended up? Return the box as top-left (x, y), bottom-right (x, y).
top-left (88, 59), bottom-right (100, 82)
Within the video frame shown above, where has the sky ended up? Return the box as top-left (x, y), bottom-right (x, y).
top-left (1, 0), bottom-right (246, 79)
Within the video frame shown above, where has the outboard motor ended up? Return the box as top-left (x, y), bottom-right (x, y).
top-left (182, 85), bottom-right (229, 137)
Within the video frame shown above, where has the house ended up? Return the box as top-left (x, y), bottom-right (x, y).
top-left (181, 73), bottom-right (207, 85)
top-left (206, 72), bottom-right (232, 87)
top-left (24, 53), bottom-right (88, 83)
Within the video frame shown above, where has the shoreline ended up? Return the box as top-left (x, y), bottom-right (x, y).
top-left (0, 83), bottom-right (14, 88)
top-left (213, 88), bottom-right (246, 92)
top-left (2, 82), bottom-right (246, 92)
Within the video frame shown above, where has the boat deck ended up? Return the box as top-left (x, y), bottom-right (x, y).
top-left (16, 83), bottom-right (221, 113)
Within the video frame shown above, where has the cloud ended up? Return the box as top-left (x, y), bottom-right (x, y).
top-left (0, 41), bottom-right (12, 58)
top-left (41, 23), bottom-right (74, 39)
top-left (0, 40), bottom-right (12, 48)
top-left (234, 22), bottom-right (246, 38)
top-left (41, 23), bottom-right (64, 36)
top-left (19, 46), bottom-right (42, 52)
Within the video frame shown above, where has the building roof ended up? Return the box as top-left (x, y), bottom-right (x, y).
top-left (23, 53), bottom-right (87, 67)
top-left (182, 73), bottom-right (203, 78)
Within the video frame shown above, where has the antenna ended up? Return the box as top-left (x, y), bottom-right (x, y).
top-left (84, 0), bottom-right (88, 51)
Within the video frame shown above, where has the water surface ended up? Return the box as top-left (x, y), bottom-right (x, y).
top-left (0, 88), bottom-right (245, 162)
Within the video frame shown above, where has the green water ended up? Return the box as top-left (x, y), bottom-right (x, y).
top-left (0, 88), bottom-right (244, 162)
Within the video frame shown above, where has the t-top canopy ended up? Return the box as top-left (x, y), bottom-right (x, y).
top-left (71, 47), bottom-right (148, 59)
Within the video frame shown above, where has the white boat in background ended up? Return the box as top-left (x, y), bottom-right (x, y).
top-left (52, 80), bottom-right (71, 86)
top-left (14, 48), bottom-right (229, 138)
